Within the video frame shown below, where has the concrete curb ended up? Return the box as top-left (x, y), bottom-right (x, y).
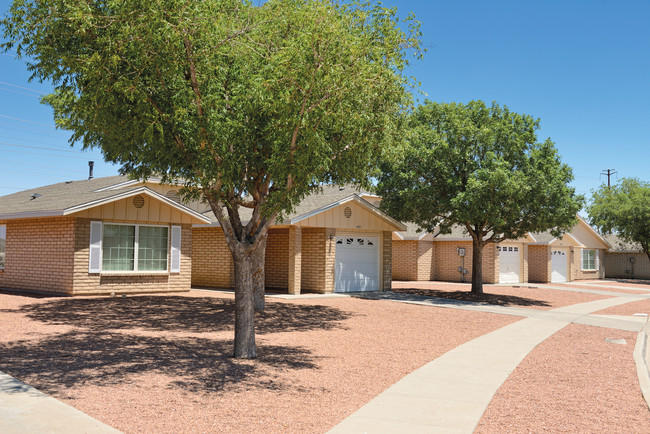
top-left (633, 317), bottom-right (650, 410)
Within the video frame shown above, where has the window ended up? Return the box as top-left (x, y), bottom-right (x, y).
top-left (581, 249), bottom-right (596, 270)
top-left (0, 224), bottom-right (5, 270)
top-left (102, 224), bottom-right (169, 272)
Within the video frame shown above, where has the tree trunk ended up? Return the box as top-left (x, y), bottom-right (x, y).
top-left (232, 246), bottom-right (263, 359)
top-left (471, 238), bottom-right (484, 294)
top-left (253, 234), bottom-right (267, 312)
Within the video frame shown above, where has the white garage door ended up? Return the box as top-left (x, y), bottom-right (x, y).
top-left (335, 236), bottom-right (379, 292)
top-left (499, 245), bottom-right (521, 284)
top-left (551, 248), bottom-right (568, 283)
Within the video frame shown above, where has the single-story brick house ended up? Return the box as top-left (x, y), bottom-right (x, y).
top-left (0, 176), bottom-right (211, 295)
top-left (603, 234), bottom-right (650, 280)
top-left (527, 216), bottom-right (609, 283)
top-left (391, 223), bottom-right (534, 284)
top-left (191, 185), bottom-right (405, 294)
top-left (0, 178), bottom-right (405, 295)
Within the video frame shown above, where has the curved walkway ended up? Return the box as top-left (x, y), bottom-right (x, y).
top-left (330, 285), bottom-right (650, 433)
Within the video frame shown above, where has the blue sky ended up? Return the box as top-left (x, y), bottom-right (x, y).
top-left (0, 0), bottom-right (648, 202)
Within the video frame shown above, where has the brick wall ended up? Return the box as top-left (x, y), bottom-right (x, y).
top-left (301, 227), bottom-right (327, 292)
top-left (434, 241), bottom-right (499, 283)
top-left (392, 240), bottom-right (418, 280)
top-left (417, 240), bottom-right (435, 281)
top-left (265, 228), bottom-right (289, 290)
top-left (605, 251), bottom-right (650, 279)
top-left (571, 247), bottom-right (605, 280)
top-left (73, 219), bottom-right (192, 295)
top-left (0, 217), bottom-right (76, 294)
top-left (528, 245), bottom-right (550, 282)
top-left (382, 231), bottom-right (392, 291)
top-left (191, 227), bottom-right (234, 288)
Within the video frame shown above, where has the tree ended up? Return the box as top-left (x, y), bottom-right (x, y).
top-left (588, 178), bottom-right (650, 261)
top-left (2, 0), bottom-right (421, 358)
top-left (377, 100), bottom-right (582, 294)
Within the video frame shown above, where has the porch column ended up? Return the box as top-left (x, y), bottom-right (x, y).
top-left (288, 226), bottom-right (302, 294)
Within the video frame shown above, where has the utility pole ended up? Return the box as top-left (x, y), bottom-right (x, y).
top-left (601, 169), bottom-right (617, 187)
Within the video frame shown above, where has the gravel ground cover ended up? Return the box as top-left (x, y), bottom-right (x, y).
top-left (475, 323), bottom-right (650, 433)
top-left (0, 290), bottom-right (517, 433)
top-left (391, 281), bottom-right (608, 310)
top-left (595, 298), bottom-right (650, 316)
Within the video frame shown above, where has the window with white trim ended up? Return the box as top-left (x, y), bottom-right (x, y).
top-left (102, 224), bottom-right (169, 272)
top-left (0, 224), bottom-right (5, 270)
top-left (581, 249), bottom-right (596, 270)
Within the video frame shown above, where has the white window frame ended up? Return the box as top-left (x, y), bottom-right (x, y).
top-left (581, 248), bottom-right (597, 271)
top-left (101, 222), bottom-right (170, 274)
top-left (0, 224), bottom-right (6, 270)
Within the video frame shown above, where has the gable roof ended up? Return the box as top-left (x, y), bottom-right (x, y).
top-left (603, 234), bottom-right (644, 253)
top-left (0, 176), bottom-right (211, 223)
top-left (529, 216), bottom-right (609, 249)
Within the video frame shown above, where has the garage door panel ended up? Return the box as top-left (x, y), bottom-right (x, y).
top-left (499, 245), bottom-right (521, 284)
top-left (335, 236), bottom-right (379, 292)
top-left (551, 248), bottom-right (568, 282)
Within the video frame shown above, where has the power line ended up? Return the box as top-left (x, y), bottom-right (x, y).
top-left (0, 114), bottom-right (57, 128)
top-left (0, 87), bottom-right (42, 98)
top-left (0, 141), bottom-right (96, 154)
top-left (0, 80), bottom-right (46, 94)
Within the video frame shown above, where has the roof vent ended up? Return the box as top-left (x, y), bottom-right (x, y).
top-left (132, 195), bottom-right (145, 209)
top-left (30, 193), bottom-right (41, 200)
top-left (165, 189), bottom-right (180, 202)
top-left (344, 206), bottom-right (352, 218)
top-left (339, 186), bottom-right (345, 191)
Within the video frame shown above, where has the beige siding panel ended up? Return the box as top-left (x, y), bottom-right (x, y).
top-left (296, 201), bottom-right (397, 232)
top-left (72, 197), bottom-right (199, 224)
top-left (572, 222), bottom-right (609, 249)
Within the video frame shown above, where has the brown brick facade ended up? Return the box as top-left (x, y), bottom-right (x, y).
top-left (392, 240), bottom-right (418, 281)
top-left (382, 231), bottom-right (392, 291)
top-left (73, 219), bottom-right (192, 295)
top-left (571, 247), bottom-right (605, 280)
top-left (0, 217), bottom-right (192, 295)
top-left (265, 228), bottom-right (289, 290)
top-left (191, 227), bottom-right (234, 288)
top-left (605, 251), bottom-right (650, 279)
top-left (300, 228), bottom-right (327, 293)
top-left (0, 217), bottom-right (76, 294)
top-left (528, 245), bottom-right (550, 282)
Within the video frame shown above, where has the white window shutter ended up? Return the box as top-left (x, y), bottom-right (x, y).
top-left (596, 250), bottom-right (600, 270)
top-left (89, 221), bottom-right (102, 273)
top-left (170, 225), bottom-right (181, 273)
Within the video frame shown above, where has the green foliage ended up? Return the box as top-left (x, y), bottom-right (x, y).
top-left (2, 0), bottom-right (422, 243)
top-left (588, 178), bottom-right (650, 256)
top-left (378, 100), bottom-right (583, 243)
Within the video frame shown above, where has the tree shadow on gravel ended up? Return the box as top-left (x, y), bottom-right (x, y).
top-left (380, 288), bottom-right (551, 308)
top-left (0, 330), bottom-right (317, 395)
top-left (4, 296), bottom-right (353, 334)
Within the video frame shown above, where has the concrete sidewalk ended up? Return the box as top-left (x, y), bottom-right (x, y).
top-left (330, 295), bottom-right (649, 433)
top-left (0, 371), bottom-right (120, 434)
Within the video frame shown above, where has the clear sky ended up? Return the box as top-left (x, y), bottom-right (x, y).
top-left (0, 0), bottom-right (648, 202)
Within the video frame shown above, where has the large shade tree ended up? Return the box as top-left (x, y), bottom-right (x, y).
top-left (2, 0), bottom-right (421, 358)
top-left (377, 100), bottom-right (583, 294)
top-left (588, 178), bottom-right (650, 261)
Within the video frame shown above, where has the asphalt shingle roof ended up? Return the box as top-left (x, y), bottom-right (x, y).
top-left (0, 175), bottom-right (135, 217)
top-left (603, 234), bottom-right (644, 252)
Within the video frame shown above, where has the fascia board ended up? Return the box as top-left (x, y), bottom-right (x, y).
top-left (290, 195), bottom-right (407, 231)
top-left (64, 187), bottom-right (211, 223)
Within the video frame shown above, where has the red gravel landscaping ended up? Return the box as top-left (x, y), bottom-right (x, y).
top-left (475, 323), bottom-right (650, 433)
top-left (595, 298), bottom-right (650, 316)
top-left (391, 281), bottom-right (609, 310)
top-left (0, 290), bottom-right (517, 433)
